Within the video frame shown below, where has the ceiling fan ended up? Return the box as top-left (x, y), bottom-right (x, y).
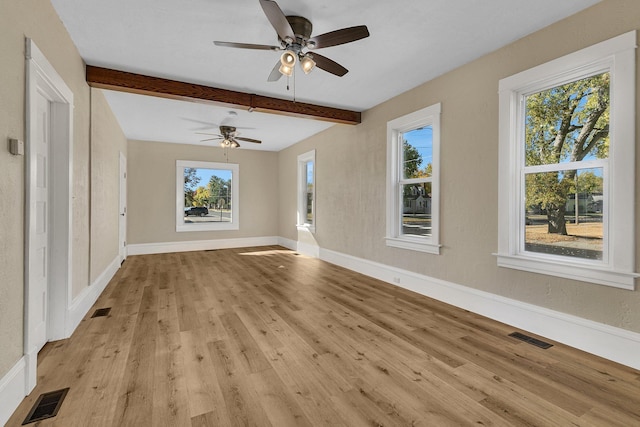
top-left (197, 125), bottom-right (262, 148)
top-left (214, 0), bottom-right (370, 80)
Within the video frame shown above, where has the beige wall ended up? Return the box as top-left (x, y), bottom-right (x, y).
top-left (0, 1), bottom-right (125, 378)
top-left (127, 140), bottom-right (279, 245)
top-left (278, 0), bottom-right (640, 333)
top-left (90, 89), bottom-right (128, 283)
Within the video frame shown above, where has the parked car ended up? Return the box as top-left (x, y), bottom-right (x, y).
top-left (184, 206), bottom-right (209, 216)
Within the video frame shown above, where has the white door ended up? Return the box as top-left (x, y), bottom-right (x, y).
top-left (28, 90), bottom-right (51, 353)
top-left (119, 152), bottom-right (127, 261)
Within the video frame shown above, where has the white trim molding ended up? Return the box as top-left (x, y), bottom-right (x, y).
top-left (296, 150), bottom-right (316, 232)
top-left (24, 37), bottom-right (74, 394)
top-left (386, 103), bottom-right (441, 254)
top-left (67, 256), bottom-right (121, 336)
top-left (0, 357), bottom-right (27, 427)
top-left (176, 160), bottom-right (239, 232)
top-left (497, 31), bottom-right (637, 290)
top-left (319, 247), bottom-right (640, 371)
top-left (128, 236), bottom-right (280, 255)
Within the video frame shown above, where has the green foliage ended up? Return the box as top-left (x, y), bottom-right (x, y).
top-left (193, 186), bottom-right (211, 207)
top-left (525, 73), bottom-right (609, 166)
top-left (574, 171), bottom-right (603, 194)
top-left (208, 175), bottom-right (231, 208)
top-left (524, 72), bottom-right (609, 233)
top-left (402, 139), bottom-right (433, 202)
top-left (403, 140), bottom-right (422, 179)
top-left (184, 168), bottom-right (201, 206)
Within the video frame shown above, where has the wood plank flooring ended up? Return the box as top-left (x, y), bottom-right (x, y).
top-left (7, 246), bottom-right (640, 426)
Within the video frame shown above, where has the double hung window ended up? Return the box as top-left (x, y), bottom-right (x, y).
top-left (497, 31), bottom-right (637, 289)
top-left (386, 103), bottom-right (441, 254)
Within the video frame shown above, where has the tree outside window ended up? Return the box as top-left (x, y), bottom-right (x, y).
top-left (523, 73), bottom-right (609, 260)
top-left (497, 31), bottom-right (637, 289)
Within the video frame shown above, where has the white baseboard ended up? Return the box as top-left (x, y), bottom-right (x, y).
top-left (296, 241), bottom-right (320, 258)
top-left (127, 236), bottom-right (280, 255)
top-left (277, 236), bottom-right (297, 251)
top-left (0, 357), bottom-right (27, 426)
top-left (276, 236), bottom-right (319, 258)
top-left (319, 247), bottom-right (640, 371)
top-left (67, 255), bottom-right (121, 336)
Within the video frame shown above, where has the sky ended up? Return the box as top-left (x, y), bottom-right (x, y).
top-left (193, 167), bottom-right (232, 187)
top-left (404, 126), bottom-right (433, 167)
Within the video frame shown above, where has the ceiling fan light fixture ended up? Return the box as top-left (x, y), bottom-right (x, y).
top-left (280, 50), bottom-right (297, 67)
top-left (300, 55), bottom-right (316, 74)
top-left (230, 140), bottom-right (240, 148)
top-left (221, 139), bottom-right (231, 148)
top-left (279, 63), bottom-right (294, 77)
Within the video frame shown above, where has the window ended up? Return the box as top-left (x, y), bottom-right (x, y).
top-left (497, 31), bottom-right (637, 289)
top-left (297, 150), bottom-right (315, 232)
top-left (176, 160), bottom-right (239, 232)
top-left (386, 103), bottom-right (441, 254)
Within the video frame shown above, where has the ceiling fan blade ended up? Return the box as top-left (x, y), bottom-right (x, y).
top-left (310, 53), bottom-right (348, 77)
top-left (259, 0), bottom-right (295, 42)
top-left (195, 132), bottom-right (223, 137)
top-left (214, 41), bottom-right (280, 51)
top-left (200, 137), bottom-right (223, 142)
top-left (308, 25), bottom-right (370, 49)
top-left (236, 137), bottom-right (262, 144)
top-left (267, 60), bottom-right (283, 82)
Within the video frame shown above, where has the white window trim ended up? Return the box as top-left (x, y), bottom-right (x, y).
top-left (297, 150), bottom-right (316, 233)
top-left (497, 31), bottom-right (638, 290)
top-left (386, 103), bottom-right (441, 254)
top-left (176, 160), bottom-right (239, 232)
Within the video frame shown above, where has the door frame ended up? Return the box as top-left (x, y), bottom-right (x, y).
top-left (119, 152), bottom-right (127, 262)
top-left (24, 38), bottom-right (74, 393)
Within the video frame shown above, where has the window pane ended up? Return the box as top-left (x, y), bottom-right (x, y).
top-left (401, 182), bottom-right (432, 236)
top-left (402, 126), bottom-right (433, 179)
top-left (525, 72), bottom-right (609, 167)
top-left (183, 167), bottom-right (232, 223)
top-left (305, 161), bottom-right (313, 224)
top-left (525, 168), bottom-right (603, 260)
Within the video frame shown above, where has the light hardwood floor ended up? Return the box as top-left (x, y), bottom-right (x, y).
top-left (7, 246), bottom-right (640, 426)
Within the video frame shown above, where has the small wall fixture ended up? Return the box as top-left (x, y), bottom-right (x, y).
top-left (9, 138), bottom-right (24, 156)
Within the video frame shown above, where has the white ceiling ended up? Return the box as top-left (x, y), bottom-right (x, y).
top-left (52, 0), bottom-right (600, 151)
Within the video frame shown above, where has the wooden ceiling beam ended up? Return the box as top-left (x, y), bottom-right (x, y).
top-left (86, 65), bottom-right (361, 125)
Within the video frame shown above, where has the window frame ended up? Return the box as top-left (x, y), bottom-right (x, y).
top-left (497, 31), bottom-right (637, 290)
top-left (176, 160), bottom-right (239, 232)
top-left (386, 103), bottom-right (441, 254)
top-left (297, 150), bottom-right (316, 232)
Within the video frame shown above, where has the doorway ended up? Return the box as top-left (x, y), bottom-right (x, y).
top-left (24, 38), bottom-right (73, 393)
top-left (119, 152), bottom-right (127, 262)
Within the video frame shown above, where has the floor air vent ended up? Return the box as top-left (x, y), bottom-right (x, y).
top-left (91, 307), bottom-right (111, 318)
top-left (22, 388), bottom-right (69, 424)
top-left (509, 332), bottom-right (553, 349)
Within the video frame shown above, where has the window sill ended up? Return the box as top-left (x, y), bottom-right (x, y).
top-left (385, 237), bottom-right (441, 254)
top-left (177, 222), bottom-right (239, 232)
top-left (495, 253), bottom-right (638, 290)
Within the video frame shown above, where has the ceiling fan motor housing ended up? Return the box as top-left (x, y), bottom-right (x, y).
top-left (283, 16), bottom-right (313, 52)
top-left (219, 125), bottom-right (237, 137)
